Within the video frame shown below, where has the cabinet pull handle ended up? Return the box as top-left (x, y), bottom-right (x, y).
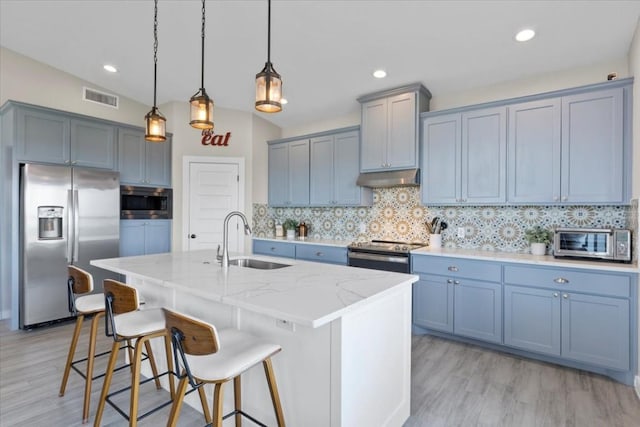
top-left (447, 279), bottom-right (454, 284)
top-left (553, 277), bottom-right (569, 284)
top-left (453, 280), bottom-right (460, 285)
top-left (553, 292), bottom-right (559, 297)
top-left (447, 266), bottom-right (458, 272)
top-left (563, 293), bottom-right (569, 299)
top-left (316, 252), bottom-right (324, 257)
top-left (270, 247), bottom-right (276, 251)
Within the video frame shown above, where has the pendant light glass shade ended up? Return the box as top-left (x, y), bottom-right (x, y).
top-left (145, 107), bottom-right (166, 142)
top-left (255, 0), bottom-right (282, 113)
top-left (189, 89), bottom-right (214, 129)
top-left (145, 0), bottom-right (166, 142)
top-left (190, 0), bottom-right (214, 129)
top-left (255, 62), bottom-right (282, 113)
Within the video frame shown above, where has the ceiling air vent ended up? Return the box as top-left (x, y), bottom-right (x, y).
top-left (83, 87), bottom-right (119, 109)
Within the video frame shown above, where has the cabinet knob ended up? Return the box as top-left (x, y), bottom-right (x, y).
top-left (553, 277), bottom-right (569, 284)
top-left (316, 252), bottom-right (324, 257)
top-left (453, 280), bottom-right (460, 285)
top-left (553, 292), bottom-right (559, 298)
top-left (447, 279), bottom-right (454, 284)
top-left (447, 266), bottom-right (458, 272)
top-left (190, 234), bottom-right (196, 238)
top-left (562, 196), bottom-right (568, 202)
top-left (270, 247), bottom-right (277, 251)
top-left (553, 196), bottom-right (559, 201)
top-left (563, 293), bottom-right (569, 299)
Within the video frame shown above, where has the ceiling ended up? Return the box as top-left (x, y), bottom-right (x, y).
top-left (1, 1), bottom-right (639, 130)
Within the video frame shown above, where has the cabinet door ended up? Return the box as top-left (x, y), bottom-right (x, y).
top-left (333, 131), bottom-right (362, 205)
top-left (421, 114), bottom-right (460, 204)
top-left (504, 285), bottom-right (561, 356)
top-left (70, 119), bottom-right (115, 169)
top-left (295, 244), bottom-right (347, 265)
top-left (561, 88), bottom-right (624, 203)
top-left (118, 128), bottom-right (146, 185)
top-left (412, 277), bottom-right (454, 333)
top-left (360, 99), bottom-right (387, 171)
top-left (16, 107), bottom-right (70, 164)
top-left (309, 135), bottom-right (335, 205)
top-left (145, 136), bottom-right (171, 186)
top-left (461, 107), bottom-right (506, 203)
top-left (288, 139), bottom-right (310, 205)
top-left (268, 143), bottom-right (289, 206)
top-left (252, 240), bottom-right (296, 258)
top-left (507, 99), bottom-right (561, 203)
top-left (119, 220), bottom-right (146, 257)
top-left (561, 293), bottom-right (629, 370)
top-left (145, 220), bottom-right (171, 254)
top-left (454, 279), bottom-right (502, 343)
top-left (387, 92), bottom-right (417, 169)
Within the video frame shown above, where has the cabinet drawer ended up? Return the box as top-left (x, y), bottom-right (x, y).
top-left (412, 255), bottom-right (501, 282)
top-left (252, 240), bottom-right (296, 259)
top-left (296, 244), bottom-right (347, 265)
top-left (503, 265), bottom-right (630, 298)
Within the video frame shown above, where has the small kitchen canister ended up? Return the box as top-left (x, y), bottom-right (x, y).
top-left (429, 234), bottom-right (442, 249)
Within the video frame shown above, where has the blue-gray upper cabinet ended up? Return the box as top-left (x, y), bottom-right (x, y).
top-left (310, 130), bottom-right (372, 206)
top-left (118, 127), bottom-right (171, 187)
top-left (508, 87), bottom-right (627, 204)
top-left (16, 106), bottom-right (116, 169)
top-left (358, 84), bottom-right (431, 172)
top-left (268, 139), bottom-right (309, 206)
top-left (561, 87), bottom-right (625, 203)
top-left (421, 106), bottom-right (507, 205)
top-left (507, 99), bottom-right (561, 203)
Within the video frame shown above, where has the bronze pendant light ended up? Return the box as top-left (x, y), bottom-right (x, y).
top-left (145, 0), bottom-right (166, 142)
top-left (189, 0), bottom-right (214, 129)
top-left (255, 0), bottom-right (282, 113)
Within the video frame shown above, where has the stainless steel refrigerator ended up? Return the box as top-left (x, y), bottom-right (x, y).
top-left (20, 163), bottom-right (120, 328)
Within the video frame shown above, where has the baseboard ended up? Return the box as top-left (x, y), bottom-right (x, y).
top-left (635, 376), bottom-right (640, 401)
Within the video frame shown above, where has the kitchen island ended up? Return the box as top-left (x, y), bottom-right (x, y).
top-left (91, 250), bottom-right (418, 427)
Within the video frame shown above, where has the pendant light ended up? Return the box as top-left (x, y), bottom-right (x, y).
top-left (189, 0), bottom-right (214, 129)
top-left (145, 0), bottom-right (166, 142)
top-left (255, 0), bottom-right (282, 113)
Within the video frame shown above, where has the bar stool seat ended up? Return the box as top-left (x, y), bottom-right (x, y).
top-left (59, 265), bottom-right (108, 424)
top-left (165, 308), bottom-right (286, 427)
top-left (113, 308), bottom-right (166, 338)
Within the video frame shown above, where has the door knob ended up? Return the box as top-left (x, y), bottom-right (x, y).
top-left (190, 234), bottom-right (196, 238)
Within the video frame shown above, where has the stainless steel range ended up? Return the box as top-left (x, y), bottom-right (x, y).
top-left (347, 240), bottom-right (426, 273)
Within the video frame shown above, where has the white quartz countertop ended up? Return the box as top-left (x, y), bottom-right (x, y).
top-left (411, 247), bottom-right (639, 273)
top-left (91, 250), bottom-right (418, 328)
top-left (253, 236), bottom-right (350, 247)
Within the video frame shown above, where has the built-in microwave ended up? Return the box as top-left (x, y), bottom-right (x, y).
top-left (120, 186), bottom-right (172, 219)
top-left (553, 228), bottom-right (631, 263)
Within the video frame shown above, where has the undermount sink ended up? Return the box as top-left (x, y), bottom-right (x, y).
top-left (229, 258), bottom-right (291, 270)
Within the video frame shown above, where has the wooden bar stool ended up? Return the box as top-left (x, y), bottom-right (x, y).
top-left (93, 279), bottom-right (175, 427)
top-left (164, 308), bottom-right (286, 427)
top-left (59, 265), bottom-right (108, 424)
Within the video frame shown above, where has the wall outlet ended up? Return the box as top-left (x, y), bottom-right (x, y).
top-left (457, 227), bottom-right (465, 238)
top-left (359, 223), bottom-right (367, 233)
top-left (276, 319), bottom-right (296, 332)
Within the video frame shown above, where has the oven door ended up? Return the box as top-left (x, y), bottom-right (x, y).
top-left (347, 251), bottom-right (410, 273)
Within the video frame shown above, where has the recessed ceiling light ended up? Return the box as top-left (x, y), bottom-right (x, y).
top-left (103, 64), bottom-right (118, 73)
top-left (515, 29), bottom-right (535, 42)
top-left (373, 69), bottom-right (387, 79)
top-left (281, 98), bottom-right (288, 105)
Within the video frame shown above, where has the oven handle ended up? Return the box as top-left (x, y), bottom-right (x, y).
top-left (348, 252), bottom-right (409, 264)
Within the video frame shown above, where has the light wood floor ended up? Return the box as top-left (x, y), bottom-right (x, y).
top-left (1, 319), bottom-right (639, 426)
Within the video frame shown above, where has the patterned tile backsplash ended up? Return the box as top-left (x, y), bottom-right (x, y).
top-left (253, 187), bottom-right (633, 253)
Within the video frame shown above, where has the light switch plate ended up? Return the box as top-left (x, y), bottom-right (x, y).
top-left (457, 227), bottom-right (465, 238)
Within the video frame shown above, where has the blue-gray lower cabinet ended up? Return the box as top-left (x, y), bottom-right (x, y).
top-left (503, 264), bottom-right (632, 372)
top-left (252, 240), bottom-right (296, 259)
top-left (412, 276), bottom-right (454, 333)
top-left (120, 220), bottom-right (171, 256)
top-left (454, 279), bottom-right (502, 343)
top-left (295, 244), bottom-right (347, 265)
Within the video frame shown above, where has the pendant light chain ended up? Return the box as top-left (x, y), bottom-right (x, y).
top-left (153, 0), bottom-right (158, 108)
top-left (200, 0), bottom-right (206, 89)
top-left (267, 0), bottom-right (271, 63)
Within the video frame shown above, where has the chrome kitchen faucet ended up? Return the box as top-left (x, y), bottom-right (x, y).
top-left (218, 211), bottom-right (252, 268)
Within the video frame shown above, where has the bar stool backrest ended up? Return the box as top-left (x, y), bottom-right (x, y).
top-left (103, 279), bottom-right (140, 315)
top-left (68, 265), bottom-right (94, 294)
top-left (164, 308), bottom-right (220, 355)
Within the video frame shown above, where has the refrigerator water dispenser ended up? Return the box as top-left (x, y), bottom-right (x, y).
top-left (38, 206), bottom-right (63, 240)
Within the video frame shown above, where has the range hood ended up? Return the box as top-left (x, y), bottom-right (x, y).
top-left (356, 169), bottom-right (420, 188)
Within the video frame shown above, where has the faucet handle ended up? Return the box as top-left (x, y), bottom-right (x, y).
top-left (216, 244), bottom-right (222, 261)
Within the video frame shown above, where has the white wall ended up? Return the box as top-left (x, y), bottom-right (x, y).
top-left (0, 47), bottom-right (148, 126)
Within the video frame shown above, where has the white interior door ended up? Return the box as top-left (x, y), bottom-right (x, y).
top-left (184, 158), bottom-right (244, 252)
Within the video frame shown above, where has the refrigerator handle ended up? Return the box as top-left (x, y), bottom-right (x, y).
top-left (73, 189), bottom-right (79, 263)
top-left (67, 189), bottom-right (73, 263)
